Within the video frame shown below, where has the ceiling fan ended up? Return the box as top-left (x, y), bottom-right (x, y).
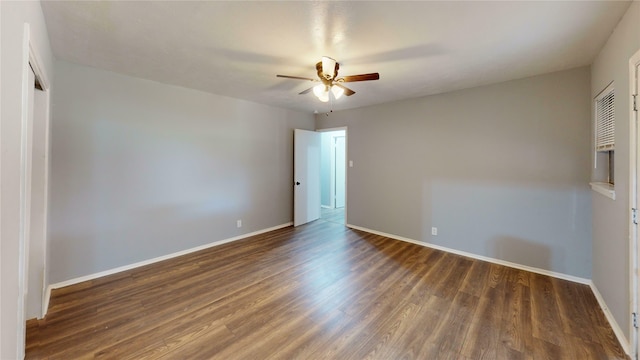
top-left (276, 56), bottom-right (380, 102)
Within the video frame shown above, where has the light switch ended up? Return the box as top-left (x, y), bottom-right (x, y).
top-left (349, 160), bottom-right (353, 167)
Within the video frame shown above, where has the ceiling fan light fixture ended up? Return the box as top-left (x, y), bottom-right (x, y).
top-left (313, 84), bottom-right (330, 102)
top-left (331, 85), bottom-right (344, 100)
top-left (313, 84), bottom-right (326, 97)
top-left (277, 57), bottom-right (378, 101)
top-left (321, 56), bottom-right (336, 80)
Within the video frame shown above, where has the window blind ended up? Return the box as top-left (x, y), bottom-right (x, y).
top-left (595, 87), bottom-right (615, 151)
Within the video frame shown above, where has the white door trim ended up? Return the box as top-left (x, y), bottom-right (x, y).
top-left (630, 47), bottom-right (640, 360)
top-left (17, 23), bottom-right (32, 359)
top-left (29, 40), bottom-right (51, 320)
top-left (17, 22), bottom-right (52, 357)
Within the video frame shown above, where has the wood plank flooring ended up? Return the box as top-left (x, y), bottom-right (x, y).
top-left (26, 220), bottom-right (627, 359)
top-left (320, 207), bottom-right (345, 225)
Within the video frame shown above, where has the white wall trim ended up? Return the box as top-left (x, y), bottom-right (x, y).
top-left (316, 126), bottom-right (348, 133)
top-left (346, 224), bottom-right (590, 284)
top-left (590, 281), bottom-right (632, 356)
top-left (590, 181), bottom-right (616, 200)
top-left (43, 222), bottom-right (293, 313)
top-left (28, 32), bottom-right (52, 321)
top-left (16, 23), bottom-right (32, 359)
top-left (629, 47), bottom-right (640, 360)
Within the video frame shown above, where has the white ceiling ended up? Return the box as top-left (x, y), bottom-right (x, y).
top-left (41, 1), bottom-right (631, 114)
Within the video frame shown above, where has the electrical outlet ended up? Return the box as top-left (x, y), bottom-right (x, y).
top-left (431, 227), bottom-right (438, 236)
top-left (237, 220), bottom-right (242, 228)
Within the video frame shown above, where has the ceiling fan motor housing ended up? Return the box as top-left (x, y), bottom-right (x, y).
top-left (316, 61), bottom-right (338, 84)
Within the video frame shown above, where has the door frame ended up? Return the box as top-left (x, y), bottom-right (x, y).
top-left (630, 47), bottom-right (640, 359)
top-left (17, 23), bottom-right (51, 357)
top-left (28, 53), bottom-right (51, 320)
top-left (317, 127), bottom-right (348, 224)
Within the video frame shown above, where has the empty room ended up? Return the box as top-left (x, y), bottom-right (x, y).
top-left (2, 0), bottom-right (640, 359)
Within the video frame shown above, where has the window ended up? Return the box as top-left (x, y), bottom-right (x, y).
top-left (590, 83), bottom-right (615, 199)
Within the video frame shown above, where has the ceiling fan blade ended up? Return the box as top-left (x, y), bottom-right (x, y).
top-left (340, 73), bottom-right (380, 82)
top-left (276, 74), bottom-right (317, 82)
top-left (299, 87), bottom-right (314, 95)
top-left (334, 83), bottom-right (355, 96)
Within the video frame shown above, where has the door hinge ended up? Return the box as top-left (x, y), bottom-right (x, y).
top-left (634, 312), bottom-right (639, 329)
top-left (634, 94), bottom-right (638, 112)
top-left (633, 208), bottom-right (638, 225)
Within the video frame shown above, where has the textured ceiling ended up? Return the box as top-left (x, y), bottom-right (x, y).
top-left (41, 1), bottom-right (631, 114)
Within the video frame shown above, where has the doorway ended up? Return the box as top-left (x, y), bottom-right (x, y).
top-left (293, 127), bottom-right (347, 227)
top-left (320, 129), bottom-right (346, 225)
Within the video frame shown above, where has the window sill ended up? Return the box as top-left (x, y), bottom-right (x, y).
top-left (590, 182), bottom-right (615, 200)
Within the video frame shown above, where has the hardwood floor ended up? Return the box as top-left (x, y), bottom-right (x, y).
top-left (320, 207), bottom-right (345, 225)
top-left (26, 220), bottom-right (626, 359)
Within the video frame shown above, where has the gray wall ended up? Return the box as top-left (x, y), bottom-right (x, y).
top-left (50, 61), bottom-right (314, 284)
top-left (1, 1), bottom-right (55, 358)
top-left (317, 66), bottom-right (593, 279)
top-left (591, 1), bottom-right (640, 342)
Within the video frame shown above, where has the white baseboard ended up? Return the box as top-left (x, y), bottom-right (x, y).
top-left (43, 222), bottom-right (293, 314)
top-left (346, 224), bottom-right (633, 356)
top-left (346, 224), bottom-right (590, 285)
top-left (589, 281), bottom-right (632, 357)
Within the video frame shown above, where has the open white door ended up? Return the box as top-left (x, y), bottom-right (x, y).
top-left (294, 129), bottom-right (321, 226)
